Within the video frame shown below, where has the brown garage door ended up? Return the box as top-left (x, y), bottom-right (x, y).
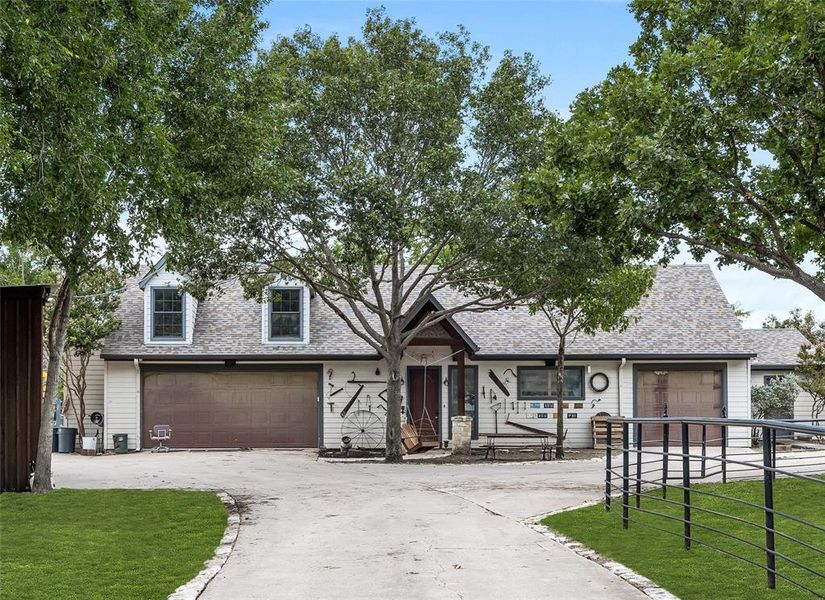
top-left (637, 369), bottom-right (723, 445)
top-left (143, 369), bottom-right (319, 448)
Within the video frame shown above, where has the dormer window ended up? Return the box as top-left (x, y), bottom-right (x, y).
top-left (152, 287), bottom-right (185, 340)
top-left (269, 287), bottom-right (302, 340)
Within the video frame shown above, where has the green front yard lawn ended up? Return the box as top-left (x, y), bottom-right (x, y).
top-left (1, 489), bottom-right (227, 600)
top-left (543, 477), bottom-right (825, 600)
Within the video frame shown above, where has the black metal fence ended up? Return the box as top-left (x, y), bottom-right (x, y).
top-left (604, 417), bottom-right (825, 597)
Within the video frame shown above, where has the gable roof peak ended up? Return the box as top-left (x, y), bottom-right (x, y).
top-left (138, 254), bottom-right (170, 290)
top-left (403, 293), bottom-right (480, 353)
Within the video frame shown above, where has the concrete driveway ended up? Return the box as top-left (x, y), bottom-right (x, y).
top-left (53, 451), bottom-right (645, 600)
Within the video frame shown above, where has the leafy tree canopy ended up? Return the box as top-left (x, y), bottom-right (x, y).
top-left (0, 245), bottom-right (55, 286)
top-left (66, 266), bottom-right (123, 357)
top-left (167, 10), bottom-right (557, 460)
top-left (764, 309), bottom-right (825, 347)
top-left (765, 309), bottom-right (825, 419)
top-left (0, 0), bottom-right (268, 490)
top-left (515, 127), bottom-right (657, 457)
top-left (560, 0), bottom-right (825, 300)
top-left (796, 347), bottom-right (825, 420)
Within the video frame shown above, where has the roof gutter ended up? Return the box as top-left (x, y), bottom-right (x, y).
top-left (101, 353), bottom-right (382, 362)
top-left (472, 352), bottom-right (757, 361)
top-left (103, 351), bottom-right (759, 363)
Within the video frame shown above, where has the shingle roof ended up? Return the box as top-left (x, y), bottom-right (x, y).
top-left (744, 328), bottom-right (808, 368)
top-left (449, 264), bottom-right (751, 357)
top-left (101, 263), bottom-right (754, 359)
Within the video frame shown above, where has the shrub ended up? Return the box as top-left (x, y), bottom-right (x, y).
top-left (752, 377), bottom-right (797, 419)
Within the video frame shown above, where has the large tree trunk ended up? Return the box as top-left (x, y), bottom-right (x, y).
top-left (32, 279), bottom-right (73, 493)
top-left (384, 348), bottom-right (404, 463)
top-left (555, 337), bottom-right (566, 460)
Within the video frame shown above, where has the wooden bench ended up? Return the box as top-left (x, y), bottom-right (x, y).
top-left (484, 433), bottom-right (552, 461)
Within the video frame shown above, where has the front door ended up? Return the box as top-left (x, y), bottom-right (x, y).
top-left (448, 365), bottom-right (478, 439)
top-left (407, 366), bottom-right (441, 445)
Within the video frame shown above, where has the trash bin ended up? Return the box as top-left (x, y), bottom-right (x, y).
top-left (52, 427), bottom-right (60, 452)
top-left (57, 427), bottom-right (77, 453)
top-left (112, 433), bottom-right (128, 454)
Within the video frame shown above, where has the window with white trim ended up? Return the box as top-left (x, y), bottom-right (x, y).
top-left (269, 287), bottom-right (303, 340)
top-left (152, 287), bottom-right (185, 340)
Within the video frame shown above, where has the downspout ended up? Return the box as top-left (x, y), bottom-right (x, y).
top-left (746, 357), bottom-right (752, 420)
top-left (617, 358), bottom-right (627, 416)
top-left (134, 358), bottom-right (142, 451)
top-left (103, 361), bottom-right (109, 449)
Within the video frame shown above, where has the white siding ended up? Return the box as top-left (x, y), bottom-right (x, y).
top-left (104, 361), bottom-right (141, 450)
top-left (63, 352), bottom-right (105, 439)
top-left (473, 359), bottom-right (620, 449)
top-left (323, 359), bottom-right (392, 449)
top-left (727, 360), bottom-right (750, 421)
top-left (751, 369), bottom-right (816, 421)
top-left (322, 354), bottom-right (622, 449)
top-left (99, 356), bottom-right (755, 452)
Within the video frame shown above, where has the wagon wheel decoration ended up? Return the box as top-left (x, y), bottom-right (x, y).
top-left (341, 410), bottom-right (384, 450)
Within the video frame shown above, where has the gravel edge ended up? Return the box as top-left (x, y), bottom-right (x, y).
top-left (523, 503), bottom-right (679, 600)
top-left (168, 491), bottom-right (240, 600)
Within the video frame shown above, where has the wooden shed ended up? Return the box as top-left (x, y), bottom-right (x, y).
top-left (1, 285), bottom-right (49, 492)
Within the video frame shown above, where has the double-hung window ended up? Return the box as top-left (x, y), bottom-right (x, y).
top-left (152, 288), bottom-right (185, 340)
top-left (269, 287), bottom-right (302, 340)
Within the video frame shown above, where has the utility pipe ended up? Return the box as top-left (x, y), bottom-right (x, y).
top-left (134, 358), bottom-right (142, 451)
top-left (617, 358), bottom-right (627, 416)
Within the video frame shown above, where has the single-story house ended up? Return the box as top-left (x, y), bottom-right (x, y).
top-left (745, 328), bottom-right (815, 421)
top-left (71, 260), bottom-right (762, 451)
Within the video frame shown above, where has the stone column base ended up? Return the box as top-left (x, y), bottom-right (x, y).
top-left (451, 416), bottom-right (473, 455)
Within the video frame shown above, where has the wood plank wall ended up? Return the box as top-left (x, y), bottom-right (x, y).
top-left (0, 286), bottom-right (48, 492)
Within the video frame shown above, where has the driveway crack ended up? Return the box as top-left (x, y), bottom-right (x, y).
top-left (421, 485), bottom-right (506, 518)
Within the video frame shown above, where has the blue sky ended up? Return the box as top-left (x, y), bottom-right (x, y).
top-left (257, 1), bottom-right (822, 327)
top-left (262, 1), bottom-right (639, 117)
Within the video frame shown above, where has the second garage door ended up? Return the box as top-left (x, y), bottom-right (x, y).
top-left (637, 368), bottom-right (724, 445)
top-left (143, 369), bottom-right (319, 448)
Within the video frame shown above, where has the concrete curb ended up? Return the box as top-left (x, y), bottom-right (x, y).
top-left (168, 491), bottom-right (240, 600)
top-left (318, 454), bottom-right (606, 466)
top-left (523, 506), bottom-right (679, 600)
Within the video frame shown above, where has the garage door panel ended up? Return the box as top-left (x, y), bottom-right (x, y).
top-left (143, 370), bottom-right (318, 448)
top-left (637, 368), bottom-right (723, 446)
